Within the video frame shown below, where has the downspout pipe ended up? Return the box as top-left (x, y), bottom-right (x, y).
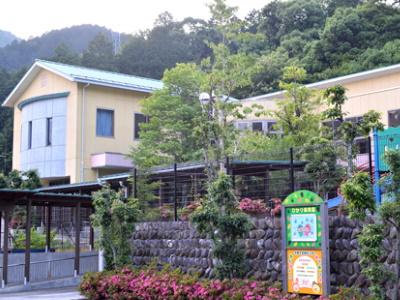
top-left (81, 83), bottom-right (90, 182)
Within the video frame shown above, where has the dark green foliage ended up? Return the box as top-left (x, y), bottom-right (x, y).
top-left (358, 224), bottom-right (388, 300)
top-left (341, 172), bottom-right (375, 220)
top-left (0, 29), bottom-right (18, 48)
top-left (82, 33), bottom-right (116, 71)
top-left (191, 173), bottom-right (251, 279)
top-left (0, 169), bottom-right (41, 190)
top-left (0, 25), bottom-right (122, 71)
top-left (91, 185), bottom-right (141, 270)
top-left (48, 43), bottom-right (80, 65)
top-left (301, 137), bottom-right (345, 198)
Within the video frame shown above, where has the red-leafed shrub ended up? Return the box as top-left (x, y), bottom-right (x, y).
top-left (238, 198), bottom-right (269, 215)
top-left (80, 266), bottom-right (328, 300)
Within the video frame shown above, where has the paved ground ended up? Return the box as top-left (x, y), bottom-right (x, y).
top-left (0, 287), bottom-right (84, 300)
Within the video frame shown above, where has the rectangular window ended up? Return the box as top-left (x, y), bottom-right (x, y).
top-left (389, 110), bottom-right (400, 127)
top-left (134, 113), bottom-right (149, 139)
top-left (96, 109), bottom-right (114, 137)
top-left (267, 121), bottom-right (277, 133)
top-left (252, 122), bottom-right (263, 132)
top-left (46, 117), bottom-right (52, 146)
top-left (28, 121), bottom-right (32, 149)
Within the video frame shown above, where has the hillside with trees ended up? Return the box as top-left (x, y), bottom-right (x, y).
top-left (0, 0), bottom-right (399, 173)
top-left (0, 30), bottom-right (18, 48)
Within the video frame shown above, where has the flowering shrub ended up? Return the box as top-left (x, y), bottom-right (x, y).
top-left (179, 201), bottom-right (201, 221)
top-left (80, 266), bottom-right (327, 300)
top-left (239, 198), bottom-right (269, 215)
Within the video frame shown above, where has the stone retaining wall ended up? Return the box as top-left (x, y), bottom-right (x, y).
top-left (131, 216), bottom-right (397, 296)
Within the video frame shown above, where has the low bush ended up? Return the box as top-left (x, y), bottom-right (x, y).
top-left (80, 265), bottom-right (328, 300)
top-left (238, 198), bottom-right (269, 215)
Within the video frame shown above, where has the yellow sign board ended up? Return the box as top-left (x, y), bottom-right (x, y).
top-left (287, 249), bottom-right (323, 295)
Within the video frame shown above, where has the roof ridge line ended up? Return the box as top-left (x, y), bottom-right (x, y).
top-left (35, 59), bottom-right (163, 83)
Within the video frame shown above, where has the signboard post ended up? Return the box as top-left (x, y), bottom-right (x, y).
top-left (281, 190), bottom-right (330, 296)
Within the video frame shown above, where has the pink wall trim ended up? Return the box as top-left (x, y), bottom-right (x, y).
top-left (91, 152), bottom-right (133, 169)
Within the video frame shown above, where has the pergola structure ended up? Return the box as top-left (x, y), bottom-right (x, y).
top-left (0, 189), bottom-right (92, 287)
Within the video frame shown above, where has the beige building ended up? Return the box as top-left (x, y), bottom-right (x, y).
top-left (4, 60), bottom-right (400, 186)
top-left (3, 60), bottom-right (162, 184)
top-left (238, 63), bottom-right (400, 132)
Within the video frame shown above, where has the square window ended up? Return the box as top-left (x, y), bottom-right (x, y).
top-left (96, 109), bottom-right (114, 137)
top-left (134, 113), bottom-right (149, 139)
top-left (389, 110), bottom-right (400, 127)
top-left (252, 122), bottom-right (263, 132)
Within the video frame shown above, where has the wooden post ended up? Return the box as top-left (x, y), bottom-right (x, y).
top-left (264, 170), bottom-right (270, 205)
top-left (89, 208), bottom-right (94, 251)
top-left (133, 168), bottom-right (138, 198)
top-left (24, 199), bottom-right (32, 285)
top-left (2, 210), bottom-right (9, 287)
top-left (74, 202), bottom-right (81, 276)
top-left (174, 163), bottom-right (177, 221)
top-left (46, 205), bottom-right (52, 252)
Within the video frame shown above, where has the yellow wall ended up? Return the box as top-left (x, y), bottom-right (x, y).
top-left (75, 84), bottom-right (147, 182)
top-left (240, 71), bottom-right (400, 126)
top-left (12, 69), bottom-right (149, 184)
top-left (342, 72), bottom-right (400, 126)
top-left (12, 69), bottom-right (78, 177)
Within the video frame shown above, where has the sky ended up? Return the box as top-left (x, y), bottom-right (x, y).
top-left (0, 0), bottom-right (267, 40)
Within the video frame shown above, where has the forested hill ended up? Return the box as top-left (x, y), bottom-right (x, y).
top-left (0, 0), bottom-right (399, 174)
top-left (0, 30), bottom-right (18, 48)
top-left (0, 24), bottom-right (129, 71)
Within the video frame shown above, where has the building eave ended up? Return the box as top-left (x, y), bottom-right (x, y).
top-left (242, 63), bottom-right (400, 103)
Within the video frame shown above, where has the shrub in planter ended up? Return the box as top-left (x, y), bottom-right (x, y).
top-left (238, 198), bottom-right (269, 216)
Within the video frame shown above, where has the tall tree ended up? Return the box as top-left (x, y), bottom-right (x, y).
top-left (82, 33), bottom-right (116, 71)
top-left (48, 43), bottom-right (81, 65)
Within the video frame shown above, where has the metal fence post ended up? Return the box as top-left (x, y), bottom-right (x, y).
top-left (289, 148), bottom-right (295, 193)
top-left (373, 129), bottom-right (381, 205)
top-left (24, 198), bottom-right (32, 285)
top-left (368, 136), bottom-right (373, 182)
top-left (174, 163), bottom-right (178, 221)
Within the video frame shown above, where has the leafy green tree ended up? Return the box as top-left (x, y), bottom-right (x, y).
top-left (130, 63), bottom-right (204, 168)
top-left (91, 185), bottom-right (140, 270)
top-left (301, 137), bottom-right (345, 199)
top-left (323, 85), bottom-right (384, 176)
top-left (82, 33), bottom-right (116, 71)
top-left (271, 66), bottom-right (321, 146)
top-left (341, 172), bottom-right (375, 220)
top-left (49, 43), bottom-right (81, 65)
top-left (357, 223), bottom-right (387, 300)
top-left (379, 149), bottom-right (400, 300)
top-left (118, 13), bottom-right (209, 79)
top-left (191, 172), bottom-right (251, 279)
